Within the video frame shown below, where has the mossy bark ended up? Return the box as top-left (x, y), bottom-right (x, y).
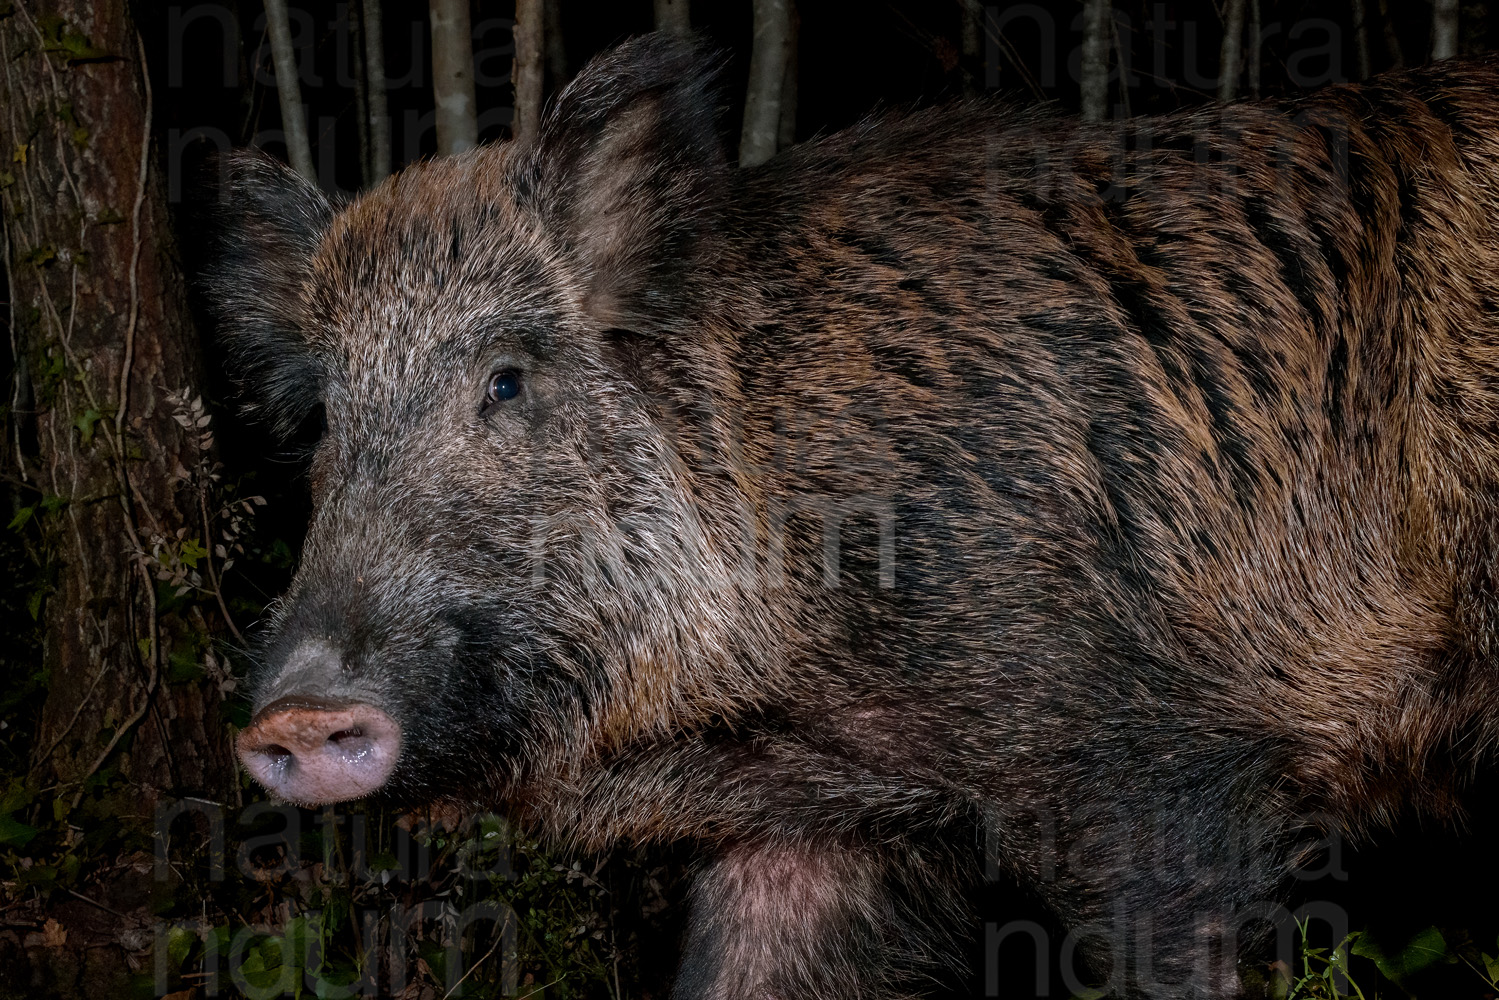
top-left (0, 0), bottom-right (233, 818)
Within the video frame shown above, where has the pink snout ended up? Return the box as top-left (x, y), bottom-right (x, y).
top-left (237, 697), bottom-right (402, 805)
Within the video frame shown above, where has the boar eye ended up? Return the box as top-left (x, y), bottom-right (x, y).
top-left (485, 369), bottom-right (522, 408)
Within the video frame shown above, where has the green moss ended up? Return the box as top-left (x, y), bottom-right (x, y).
top-left (18, 244), bottom-right (55, 266)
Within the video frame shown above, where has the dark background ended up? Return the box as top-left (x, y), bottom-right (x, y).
top-left (144, 0), bottom-right (1499, 195)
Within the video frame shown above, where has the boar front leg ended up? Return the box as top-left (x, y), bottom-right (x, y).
top-left (672, 838), bottom-right (959, 1000)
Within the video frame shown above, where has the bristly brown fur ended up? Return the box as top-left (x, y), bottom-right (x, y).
top-left (206, 34), bottom-right (1499, 999)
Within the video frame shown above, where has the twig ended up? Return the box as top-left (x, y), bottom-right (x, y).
top-left (515, 975), bottom-right (563, 1000)
top-left (4, 207), bottom-right (25, 483)
top-left (440, 911), bottom-right (515, 999)
top-left (38, 658), bottom-right (113, 761)
top-left (200, 488), bottom-right (245, 644)
top-left (65, 888), bottom-right (130, 920)
top-left (70, 572), bottom-right (157, 810)
top-left (982, 18), bottom-right (1046, 101)
top-left (116, 31), bottom-right (149, 446)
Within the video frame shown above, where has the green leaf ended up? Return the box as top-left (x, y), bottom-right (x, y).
top-left (179, 537), bottom-right (208, 568)
top-left (8, 505), bottom-right (33, 531)
top-left (16, 863), bottom-right (57, 889)
top-left (283, 914), bottom-right (312, 968)
top-left (368, 851), bottom-right (400, 873)
top-left (74, 407), bottom-right (102, 444)
top-left (314, 974), bottom-right (355, 1000)
top-left (1350, 925), bottom-right (1450, 983)
top-left (0, 812), bottom-right (38, 847)
top-left (167, 646), bottom-right (204, 684)
top-left (241, 935), bottom-right (291, 992)
top-left (324, 894), bottom-right (349, 934)
top-left (167, 924), bottom-right (196, 968)
top-left (1481, 951), bottom-right (1499, 985)
top-left (239, 945), bottom-right (267, 979)
top-left (0, 781), bottom-right (32, 814)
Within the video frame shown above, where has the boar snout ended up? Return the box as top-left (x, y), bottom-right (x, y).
top-left (237, 695), bottom-right (402, 805)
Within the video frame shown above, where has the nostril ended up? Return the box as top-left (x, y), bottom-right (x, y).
top-left (236, 697), bottom-right (402, 805)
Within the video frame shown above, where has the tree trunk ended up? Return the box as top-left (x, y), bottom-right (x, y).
top-left (655, 0), bottom-right (691, 35)
top-left (960, 0), bottom-right (982, 97)
top-left (0, 0), bottom-right (234, 817)
top-left (262, 0), bottom-right (316, 179)
top-left (1248, 0), bottom-right (1262, 97)
top-left (511, 0), bottom-right (545, 144)
top-left (348, 2), bottom-right (372, 186)
top-left (430, 0), bottom-right (479, 154)
top-left (544, 0), bottom-right (569, 92)
top-left (1350, 0), bottom-right (1372, 78)
top-left (777, 1), bottom-right (799, 150)
top-left (740, 0), bottom-right (792, 166)
top-left (1217, 0), bottom-right (1246, 101)
top-left (1079, 0), bottom-right (1110, 121)
top-left (364, 0), bottom-right (392, 177)
top-left (1376, 0), bottom-right (1405, 68)
top-left (1112, 9), bottom-right (1131, 117)
top-left (1432, 0), bottom-right (1459, 59)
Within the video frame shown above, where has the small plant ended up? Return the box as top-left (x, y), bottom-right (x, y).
top-left (1275, 921), bottom-right (1370, 1000)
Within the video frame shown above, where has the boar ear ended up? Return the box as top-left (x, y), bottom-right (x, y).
top-left (523, 33), bottom-right (728, 332)
top-left (204, 149), bottom-right (335, 438)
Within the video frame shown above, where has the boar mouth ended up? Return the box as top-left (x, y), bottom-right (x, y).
top-left (237, 695), bottom-right (403, 805)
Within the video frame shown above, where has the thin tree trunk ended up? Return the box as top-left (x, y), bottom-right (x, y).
top-left (1248, 0), bottom-right (1262, 97)
top-left (349, 2), bottom-right (372, 186)
top-left (364, 0), bottom-right (392, 177)
top-left (263, 0), bottom-right (315, 179)
top-left (1112, 10), bottom-right (1130, 117)
top-left (655, 0), bottom-right (691, 35)
top-left (777, 2), bottom-right (799, 150)
top-left (0, 0), bottom-right (233, 812)
top-left (1218, 0), bottom-right (1246, 101)
top-left (511, 0), bottom-right (544, 144)
top-left (1432, 0), bottom-right (1459, 59)
top-left (1350, 0), bottom-right (1372, 78)
top-left (740, 0), bottom-right (792, 166)
top-left (960, 0), bottom-right (982, 97)
top-left (1378, 0), bottom-right (1405, 68)
top-left (1079, 0), bottom-right (1110, 121)
top-left (544, 0), bottom-right (568, 92)
top-left (430, 0), bottom-right (478, 154)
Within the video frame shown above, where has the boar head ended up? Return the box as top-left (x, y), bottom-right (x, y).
top-left (210, 36), bottom-right (786, 811)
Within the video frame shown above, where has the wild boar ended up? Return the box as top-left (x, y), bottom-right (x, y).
top-left (209, 34), bottom-right (1499, 999)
